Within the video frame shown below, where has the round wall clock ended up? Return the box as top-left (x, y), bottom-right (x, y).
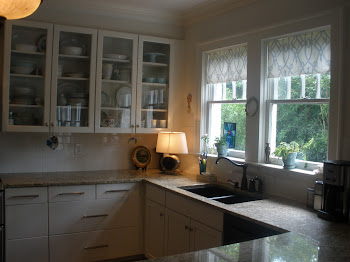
top-left (131, 146), bottom-right (152, 170)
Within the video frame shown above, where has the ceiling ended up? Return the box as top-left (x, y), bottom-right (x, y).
top-left (39, 0), bottom-right (255, 25)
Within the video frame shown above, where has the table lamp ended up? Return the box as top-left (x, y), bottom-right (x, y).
top-left (156, 132), bottom-right (188, 172)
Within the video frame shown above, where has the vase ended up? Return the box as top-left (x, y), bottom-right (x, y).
top-left (199, 152), bottom-right (207, 174)
top-left (215, 143), bottom-right (227, 157)
top-left (283, 152), bottom-right (297, 169)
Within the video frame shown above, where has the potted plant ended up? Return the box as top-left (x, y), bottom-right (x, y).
top-left (273, 141), bottom-right (299, 169)
top-left (214, 135), bottom-right (229, 157)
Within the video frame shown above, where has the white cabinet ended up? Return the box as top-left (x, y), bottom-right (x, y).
top-left (144, 183), bottom-right (223, 258)
top-left (2, 20), bottom-right (98, 133)
top-left (95, 30), bottom-right (138, 133)
top-left (136, 36), bottom-right (174, 132)
top-left (2, 20), bottom-right (53, 132)
top-left (49, 183), bottom-right (142, 261)
top-left (2, 21), bottom-right (176, 134)
top-left (145, 200), bottom-right (166, 258)
top-left (5, 187), bottom-right (49, 262)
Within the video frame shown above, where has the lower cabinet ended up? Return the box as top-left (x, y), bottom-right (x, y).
top-left (6, 237), bottom-right (48, 262)
top-left (145, 183), bottom-right (223, 258)
top-left (50, 228), bottom-right (140, 262)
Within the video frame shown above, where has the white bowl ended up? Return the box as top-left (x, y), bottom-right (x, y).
top-left (14, 87), bottom-right (34, 96)
top-left (13, 60), bottom-right (36, 67)
top-left (104, 53), bottom-right (128, 60)
top-left (61, 46), bottom-right (83, 56)
top-left (11, 66), bottom-right (34, 74)
top-left (15, 44), bottom-right (37, 52)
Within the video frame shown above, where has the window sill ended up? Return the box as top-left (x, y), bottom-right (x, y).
top-left (206, 154), bottom-right (320, 176)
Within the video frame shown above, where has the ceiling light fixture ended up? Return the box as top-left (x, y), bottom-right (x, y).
top-left (0, 0), bottom-right (42, 21)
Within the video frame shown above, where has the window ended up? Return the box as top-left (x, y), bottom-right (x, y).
top-left (202, 44), bottom-right (247, 157)
top-left (265, 28), bottom-right (331, 166)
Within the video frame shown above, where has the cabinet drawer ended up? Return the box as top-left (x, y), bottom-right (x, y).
top-left (49, 185), bottom-right (95, 202)
top-left (145, 183), bottom-right (166, 205)
top-left (6, 236), bottom-right (48, 262)
top-left (49, 199), bottom-right (139, 235)
top-left (49, 228), bottom-right (141, 262)
top-left (166, 192), bottom-right (223, 231)
top-left (6, 204), bottom-right (48, 240)
top-left (97, 183), bottom-right (138, 199)
top-left (5, 187), bottom-right (47, 205)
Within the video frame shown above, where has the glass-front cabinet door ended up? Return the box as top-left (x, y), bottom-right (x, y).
top-left (2, 20), bottom-right (53, 132)
top-left (95, 30), bottom-right (137, 133)
top-left (137, 36), bottom-right (174, 133)
top-left (51, 25), bottom-right (97, 132)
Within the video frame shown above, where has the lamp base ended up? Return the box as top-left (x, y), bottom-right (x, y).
top-left (160, 154), bottom-right (180, 172)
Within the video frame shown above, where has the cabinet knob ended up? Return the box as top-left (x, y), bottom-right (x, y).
top-left (45, 123), bottom-right (49, 127)
top-left (160, 213), bottom-right (164, 217)
top-left (185, 225), bottom-right (189, 230)
top-left (131, 125), bottom-right (135, 128)
top-left (51, 123), bottom-right (54, 127)
top-left (189, 227), bottom-right (193, 232)
top-left (136, 124), bottom-right (140, 128)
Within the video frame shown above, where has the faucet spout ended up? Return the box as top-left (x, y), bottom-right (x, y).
top-left (215, 157), bottom-right (248, 190)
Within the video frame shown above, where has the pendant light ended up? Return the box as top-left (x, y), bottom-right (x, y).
top-left (0, 0), bottom-right (42, 21)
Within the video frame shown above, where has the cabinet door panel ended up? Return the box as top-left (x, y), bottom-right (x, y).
top-left (190, 219), bottom-right (222, 252)
top-left (6, 204), bottom-right (48, 239)
top-left (49, 228), bottom-right (141, 262)
top-left (49, 199), bottom-right (138, 234)
top-left (6, 236), bottom-right (48, 262)
top-left (145, 200), bottom-right (165, 258)
top-left (145, 182), bottom-right (166, 205)
top-left (164, 209), bottom-right (190, 256)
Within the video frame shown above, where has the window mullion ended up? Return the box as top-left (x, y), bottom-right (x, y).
top-left (273, 78), bottom-right (279, 99)
top-left (232, 81), bottom-right (237, 99)
top-left (316, 73), bottom-right (321, 99)
top-left (242, 80), bottom-right (247, 100)
top-left (286, 76), bottom-right (291, 99)
top-left (301, 74), bottom-right (306, 98)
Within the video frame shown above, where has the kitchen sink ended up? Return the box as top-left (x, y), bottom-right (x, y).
top-left (179, 184), bottom-right (262, 204)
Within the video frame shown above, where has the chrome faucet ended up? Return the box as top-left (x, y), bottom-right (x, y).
top-left (215, 157), bottom-right (248, 190)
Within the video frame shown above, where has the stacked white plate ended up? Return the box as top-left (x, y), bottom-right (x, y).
top-left (104, 53), bottom-right (128, 60)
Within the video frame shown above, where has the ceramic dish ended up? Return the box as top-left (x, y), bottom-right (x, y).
top-left (104, 53), bottom-right (128, 60)
top-left (15, 44), bottom-right (37, 52)
top-left (101, 91), bottom-right (110, 107)
top-left (67, 98), bottom-right (88, 106)
top-left (116, 87), bottom-right (132, 108)
top-left (143, 77), bottom-right (156, 83)
top-left (11, 66), bottom-right (34, 75)
top-left (14, 87), bottom-right (34, 96)
top-left (60, 38), bottom-right (86, 56)
top-left (143, 52), bottom-right (166, 63)
top-left (57, 82), bottom-right (80, 95)
top-left (131, 146), bottom-right (152, 170)
top-left (65, 72), bottom-right (87, 78)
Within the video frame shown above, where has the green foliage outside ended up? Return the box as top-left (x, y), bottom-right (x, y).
top-left (217, 74), bottom-right (329, 163)
top-left (220, 81), bottom-right (246, 151)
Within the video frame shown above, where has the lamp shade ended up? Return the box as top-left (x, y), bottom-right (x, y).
top-left (156, 132), bottom-right (188, 154)
top-left (0, 0), bottom-right (42, 20)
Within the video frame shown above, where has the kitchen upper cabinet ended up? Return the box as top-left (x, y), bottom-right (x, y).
top-left (136, 36), bottom-right (174, 132)
top-left (51, 25), bottom-right (97, 133)
top-left (2, 21), bottom-right (175, 133)
top-left (95, 30), bottom-right (138, 133)
top-left (1, 20), bottom-right (97, 133)
top-left (2, 20), bottom-right (53, 132)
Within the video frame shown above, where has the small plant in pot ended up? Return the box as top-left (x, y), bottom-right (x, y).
top-left (273, 141), bottom-right (300, 169)
top-left (214, 135), bottom-right (229, 157)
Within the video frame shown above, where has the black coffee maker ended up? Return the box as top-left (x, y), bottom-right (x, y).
top-left (318, 160), bottom-right (350, 222)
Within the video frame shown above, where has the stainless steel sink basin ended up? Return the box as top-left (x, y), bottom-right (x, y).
top-left (179, 184), bottom-right (262, 204)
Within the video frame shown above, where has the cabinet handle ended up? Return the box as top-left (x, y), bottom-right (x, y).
top-left (189, 227), bottom-right (193, 232)
top-left (136, 124), bottom-right (140, 128)
top-left (105, 189), bottom-right (129, 193)
top-left (45, 123), bottom-right (49, 127)
top-left (58, 192), bottom-right (85, 196)
top-left (83, 214), bottom-right (108, 218)
top-left (159, 213), bottom-right (164, 217)
top-left (185, 225), bottom-right (189, 230)
top-left (131, 125), bottom-right (135, 128)
top-left (84, 244), bottom-right (109, 250)
top-left (11, 194), bottom-right (40, 198)
top-left (51, 123), bottom-right (54, 127)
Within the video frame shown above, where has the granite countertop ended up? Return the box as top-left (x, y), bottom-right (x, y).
top-left (1, 169), bottom-right (349, 261)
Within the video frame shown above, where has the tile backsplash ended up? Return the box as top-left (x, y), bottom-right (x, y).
top-left (0, 133), bottom-right (160, 173)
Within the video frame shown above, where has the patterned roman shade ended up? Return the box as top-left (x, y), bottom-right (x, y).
top-left (206, 44), bottom-right (247, 84)
top-left (267, 28), bottom-right (331, 78)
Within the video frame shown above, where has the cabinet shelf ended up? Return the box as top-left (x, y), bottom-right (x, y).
top-left (9, 104), bottom-right (43, 108)
top-left (101, 106), bottom-right (130, 111)
top-left (58, 76), bottom-right (89, 81)
top-left (143, 62), bottom-right (168, 67)
top-left (102, 58), bottom-right (130, 64)
top-left (102, 79), bottom-right (130, 84)
top-left (12, 50), bottom-right (45, 56)
top-left (142, 82), bottom-right (168, 87)
top-left (59, 54), bottom-right (90, 60)
top-left (141, 108), bottom-right (168, 112)
top-left (10, 73), bottom-right (44, 79)
top-left (56, 105), bottom-right (88, 109)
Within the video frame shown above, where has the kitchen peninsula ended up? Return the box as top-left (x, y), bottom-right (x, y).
top-left (0, 169), bottom-right (349, 262)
